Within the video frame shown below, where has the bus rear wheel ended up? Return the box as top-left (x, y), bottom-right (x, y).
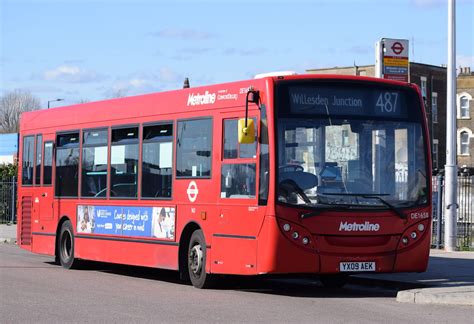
top-left (319, 274), bottom-right (348, 288)
top-left (58, 220), bottom-right (77, 269)
top-left (188, 230), bottom-right (213, 288)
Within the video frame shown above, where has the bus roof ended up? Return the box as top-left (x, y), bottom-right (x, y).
top-left (20, 74), bottom-right (416, 133)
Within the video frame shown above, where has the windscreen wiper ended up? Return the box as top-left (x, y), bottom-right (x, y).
top-left (323, 193), bottom-right (407, 219)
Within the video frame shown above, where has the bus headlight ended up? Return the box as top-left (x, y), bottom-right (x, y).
top-left (302, 237), bottom-right (310, 245)
top-left (283, 223), bottom-right (291, 232)
top-left (417, 223), bottom-right (425, 232)
top-left (292, 232), bottom-right (299, 240)
top-left (410, 232), bottom-right (417, 239)
top-left (402, 237), bottom-right (409, 245)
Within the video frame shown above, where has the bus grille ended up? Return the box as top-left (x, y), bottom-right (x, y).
top-left (20, 196), bottom-right (32, 245)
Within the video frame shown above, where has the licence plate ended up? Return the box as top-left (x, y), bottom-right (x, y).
top-left (340, 261), bottom-right (376, 272)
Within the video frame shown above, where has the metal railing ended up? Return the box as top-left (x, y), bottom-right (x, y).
top-left (0, 176), bottom-right (17, 224)
top-left (432, 174), bottom-right (474, 250)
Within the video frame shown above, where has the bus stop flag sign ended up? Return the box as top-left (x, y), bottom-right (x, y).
top-left (382, 38), bottom-right (409, 82)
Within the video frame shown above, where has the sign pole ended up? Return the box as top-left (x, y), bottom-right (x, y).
top-left (444, 0), bottom-right (457, 252)
top-left (375, 40), bottom-right (383, 78)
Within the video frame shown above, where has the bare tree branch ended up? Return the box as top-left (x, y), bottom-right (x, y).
top-left (0, 90), bottom-right (41, 133)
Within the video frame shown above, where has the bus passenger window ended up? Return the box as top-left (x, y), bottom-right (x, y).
top-left (56, 132), bottom-right (80, 197)
top-left (21, 136), bottom-right (35, 185)
top-left (142, 123), bottom-right (173, 198)
top-left (221, 164), bottom-right (256, 198)
top-left (35, 135), bottom-right (42, 185)
top-left (221, 118), bottom-right (257, 199)
top-left (223, 118), bottom-right (257, 159)
top-left (82, 129), bottom-right (108, 197)
top-left (176, 118), bottom-right (212, 178)
top-left (43, 142), bottom-right (53, 185)
top-left (111, 127), bottom-right (139, 198)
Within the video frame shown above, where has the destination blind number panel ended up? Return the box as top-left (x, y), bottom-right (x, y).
top-left (288, 86), bottom-right (408, 118)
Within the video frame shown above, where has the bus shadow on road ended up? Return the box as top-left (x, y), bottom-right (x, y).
top-left (215, 276), bottom-right (401, 298)
top-left (48, 260), bottom-right (408, 298)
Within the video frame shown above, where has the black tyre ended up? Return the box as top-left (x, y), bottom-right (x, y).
top-left (58, 220), bottom-right (77, 269)
top-left (188, 230), bottom-right (213, 288)
top-left (320, 274), bottom-right (348, 288)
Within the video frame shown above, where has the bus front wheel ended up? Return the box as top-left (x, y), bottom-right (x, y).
top-left (58, 220), bottom-right (77, 269)
top-left (188, 230), bottom-right (213, 288)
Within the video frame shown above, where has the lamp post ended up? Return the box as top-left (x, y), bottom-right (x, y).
top-left (47, 98), bottom-right (64, 109)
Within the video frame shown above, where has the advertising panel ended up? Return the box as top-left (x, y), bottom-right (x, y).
top-left (77, 205), bottom-right (175, 240)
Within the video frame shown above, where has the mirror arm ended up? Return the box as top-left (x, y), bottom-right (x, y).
top-left (244, 88), bottom-right (260, 131)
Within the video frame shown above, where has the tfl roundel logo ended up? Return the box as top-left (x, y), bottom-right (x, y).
top-left (187, 181), bottom-right (199, 202)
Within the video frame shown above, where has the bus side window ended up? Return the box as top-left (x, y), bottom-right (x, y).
top-left (82, 129), bottom-right (108, 197)
top-left (142, 123), bottom-right (173, 198)
top-left (43, 142), bottom-right (53, 185)
top-left (221, 118), bottom-right (257, 199)
top-left (110, 127), bottom-right (139, 198)
top-left (176, 118), bottom-right (212, 178)
top-left (56, 132), bottom-right (80, 197)
top-left (35, 134), bottom-right (42, 185)
top-left (21, 136), bottom-right (35, 186)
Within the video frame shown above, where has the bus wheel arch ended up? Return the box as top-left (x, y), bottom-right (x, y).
top-left (55, 216), bottom-right (71, 263)
top-left (178, 221), bottom-right (201, 282)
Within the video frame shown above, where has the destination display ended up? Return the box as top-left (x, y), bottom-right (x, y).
top-left (288, 86), bottom-right (408, 118)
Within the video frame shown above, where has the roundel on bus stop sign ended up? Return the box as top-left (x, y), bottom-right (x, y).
top-left (391, 42), bottom-right (404, 55)
top-left (187, 181), bottom-right (199, 202)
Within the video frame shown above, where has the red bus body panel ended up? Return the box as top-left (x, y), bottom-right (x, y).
top-left (17, 74), bottom-right (432, 277)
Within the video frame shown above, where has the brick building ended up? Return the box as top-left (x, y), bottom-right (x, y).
top-left (306, 63), bottom-right (447, 171)
top-left (457, 67), bottom-right (474, 172)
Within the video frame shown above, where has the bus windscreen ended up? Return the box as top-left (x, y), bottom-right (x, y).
top-left (276, 81), bottom-right (428, 210)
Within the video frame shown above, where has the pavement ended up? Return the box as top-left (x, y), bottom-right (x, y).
top-left (0, 223), bottom-right (17, 244)
top-left (1, 224), bottom-right (472, 306)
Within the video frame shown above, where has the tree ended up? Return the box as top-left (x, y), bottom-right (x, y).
top-left (0, 89), bottom-right (41, 133)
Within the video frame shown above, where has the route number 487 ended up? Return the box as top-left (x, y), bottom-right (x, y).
top-left (376, 92), bottom-right (398, 113)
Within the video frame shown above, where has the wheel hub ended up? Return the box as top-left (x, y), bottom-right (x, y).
top-left (189, 244), bottom-right (203, 275)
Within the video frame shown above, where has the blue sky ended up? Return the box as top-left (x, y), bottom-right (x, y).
top-left (1, 0), bottom-right (473, 108)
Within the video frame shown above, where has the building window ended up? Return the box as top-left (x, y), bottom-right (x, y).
top-left (142, 123), bottom-right (173, 198)
top-left (110, 127), bottom-right (139, 198)
top-left (432, 139), bottom-right (439, 170)
top-left (342, 129), bottom-right (349, 146)
top-left (21, 136), bottom-right (35, 185)
top-left (460, 96), bottom-right (470, 118)
top-left (460, 132), bottom-right (470, 155)
top-left (82, 129), bottom-right (108, 197)
top-left (420, 76), bottom-right (427, 100)
top-left (431, 92), bottom-right (438, 123)
top-left (176, 118), bottom-right (212, 178)
top-left (56, 132), bottom-right (80, 197)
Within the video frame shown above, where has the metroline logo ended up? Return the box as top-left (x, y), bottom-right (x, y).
top-left (339, 221), bottom-right (380, 232)
top-left (187, 91), bottom-right (216, 106)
